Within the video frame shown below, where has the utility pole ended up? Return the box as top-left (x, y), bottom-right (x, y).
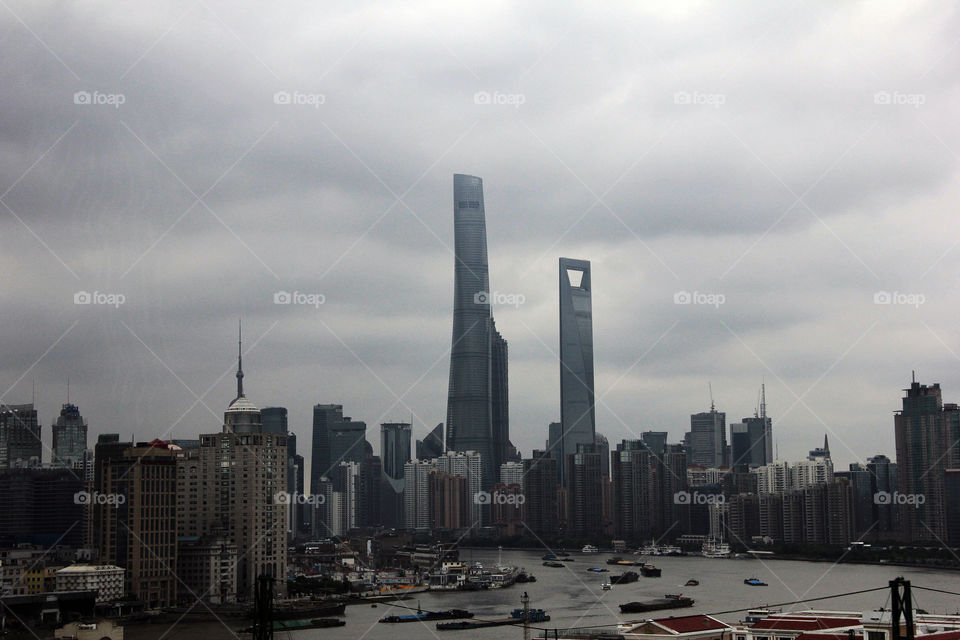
top-left (890, 577), bottom-right (914, 640)
top-left (521, 591), bottom-right (530, 640)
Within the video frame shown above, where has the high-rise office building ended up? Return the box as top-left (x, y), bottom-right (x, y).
top-left (565, 443), bottom-right (603, 539)
top-left (499, 461), bottom-right (524, 490)
top-left (866, 454), bottom-right (897, 535)
top-left (52, 403), bottom-right (87, 468)
top-left (381, 423), bottom-right (412, 528)
top-left (403, 459), bottom-right (434, 531)
top-left (894, 379), bottom-right (960, 541)
top-left (261, 407), bottom-right (287, 434)
top-left (416, 423), bottom-right (444, 461)
top-left (436, 450), bottom-right (483, 525)
top-left (446, 174), bottom-right (510, 491)
top-left (558, 258), bottom-right (595, 484)
top-left (835, 463), bottom-right (875, 538)
top-left (0, 404), bottom-right (41, 467)
top-left (522, 451), bottom-right (558, 539)
top-left (286, 432), bottom-right (306, 540)
top-left (0, 467), bottom-right (85, 548)
top-left (611, 440), bottom-right (654, 542)
top-left (641, 431), bottom-right (668, 457)
top-left (311, 404), bottom-right (368, 493)
top-left (195, 335), bottom-right (287, 599)
top-left (94, 440), bottom-right (178, 608)
top-left (688, 406), bottom-right (727, 469)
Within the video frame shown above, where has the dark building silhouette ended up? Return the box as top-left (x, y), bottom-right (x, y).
top-left (0, 403), bottom-right (41, 467)
top-left (52, 403), bottom-right (88, 468)
top-left (0, 467), bottom-right (85, 547)
top-left (416, 423), bottom-right (444, 461)
top-left (381, 423), bottom-right (412, 529)
top-left (611, 440), bottom-right (654, 542)
top-left (687, 406), bottom-right (727, 469)
top-left (557, 258), bottom-right (595, 484)
top-left (866, 454), bottom-right (898, 536)
top-left (565, 443), bottom-right (603, 539)
top-left (894, 379), bottom-right (960, 541)
top-left (522, 450), bottom-right (558, 539)
top-left (446, 174), bottom-right (511, 491)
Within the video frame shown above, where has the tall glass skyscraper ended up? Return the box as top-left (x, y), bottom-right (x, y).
top-left (52, 403), bottom-right (87, 467)
top-left (446, 174), bottom-right (509, 491)
top-left (557, 257), bottom-right (595, 484)
top-left (380, 422), bottom-right (411, 528)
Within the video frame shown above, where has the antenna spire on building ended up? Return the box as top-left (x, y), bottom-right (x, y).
top-left (709, 382), bottom-right (715, 412)
top-left (760, 382), bottom-right (766, 420)
top-left (236, 318), bottom-right (245, 399)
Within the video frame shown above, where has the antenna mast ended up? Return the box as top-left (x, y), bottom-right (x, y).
top-left (709, 382), bottom-right (715, 412)
top-left (760, 383), bottom-right (766, 420)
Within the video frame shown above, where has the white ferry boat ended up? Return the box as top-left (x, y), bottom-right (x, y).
top-left (581, 544), bottom-right (599, 553)
top-left (702, 539), bottom-right (732, 558)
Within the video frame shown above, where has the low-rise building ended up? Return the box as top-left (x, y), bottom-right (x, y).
top-left (622, 614), bottom-right (730, 640)
top-left (55, 565), bottom-right (124, 603)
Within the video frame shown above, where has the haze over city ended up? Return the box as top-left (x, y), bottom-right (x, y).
top-left (3, 1), bottom-right (960, 478)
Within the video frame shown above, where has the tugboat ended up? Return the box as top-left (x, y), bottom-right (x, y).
top-left (685, 579), bottom-right (700, 586)
top-left (543, 561), bottom-right (565, 568)
top-left (641, 564), bottom-right (662, 577)
top-left (610, 571), bottom-right (639, 584)
top-left (744, 577), bottom-right (768, 586)
top-left (380, 607), bottom-right (474, 623)
top-left (587, 567), bottom-right (608, 573)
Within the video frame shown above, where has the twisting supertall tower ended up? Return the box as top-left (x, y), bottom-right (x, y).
top-left (446, 174), bottom-right (509, 495)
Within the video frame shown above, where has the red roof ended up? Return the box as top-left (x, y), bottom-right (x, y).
top-left (654, 615), bottom-right (729, 633)
top-left (752, 618), bottom-right (859, 631)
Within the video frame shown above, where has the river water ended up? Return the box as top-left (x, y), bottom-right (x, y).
top-left (126, 549), bottom-right (960, 640)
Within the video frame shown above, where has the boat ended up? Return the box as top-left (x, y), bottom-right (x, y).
top-left (242, 618), bottom-right (345, 632)
top-left (744, 577), bottom-right (768, 586)
top-left (267, 602), bottom-right (346, 620)
top-left (582, 544), bottom-right (599, 553)
top-left (601, 582), bottom-right (612, 590)
top-left (702, 539), bottom-right (732, 558)
top-left (516, 571), bottom-right (535, 583)
top-left (640, 564), bottom-right (662, 577)
top-left (619, 596), bottom-right (695, 613)
top-left (543, 561), bottom-right (565, 568)
top-left (685, 579), bottom-right (700, 586)
top-left (610, 571), bottom-right (639, 584)
top-left (542, 553), bottom-right (558, 560)
top-left (436, 608), bottom-right (550, 630)
top-left (587, 567), bottom-right (608, 573)
top-left (744, 608), bottom-right (777, 623)
top-left (380, 608), bottom-right (474, 623)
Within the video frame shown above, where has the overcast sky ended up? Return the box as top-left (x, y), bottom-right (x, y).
top-left (3, 1), bottom-right (959, 481)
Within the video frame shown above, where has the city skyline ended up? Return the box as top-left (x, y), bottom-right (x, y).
top-left (2, 2), bottom-right (960, 482)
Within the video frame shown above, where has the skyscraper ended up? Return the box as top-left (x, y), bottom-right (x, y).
top-left (557, 258), bottom-right (595, 484)
top-left (688, 406), bottom-right (727, 468)
top-left (261, 407), bottom-right (288, 434)
top-left (311, 404), bottom-right (368, 493)
top-left (195, 332), bottom-right (287, 599)
top-left (611, 440), bottom-right (654, 542)
top-left (52, 403), bottom-right (88, 468)
top-left (522, 450), bottom-right (558, 539)
top-left (894, 379), bottom-right (960, 542)
top-left (446, 173), bottom-right (510, 491)
top-left (381, 423), bottom-right (411, 528)
top-left (416, 423), bottom-right (444, 461)
top-left (0, 404), bottom-right (41, 467)
top-left (566, 443), bottom-right (603, 539)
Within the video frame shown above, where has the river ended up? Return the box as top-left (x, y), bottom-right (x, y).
top-left (125, 549), bottom-right (960, 639)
